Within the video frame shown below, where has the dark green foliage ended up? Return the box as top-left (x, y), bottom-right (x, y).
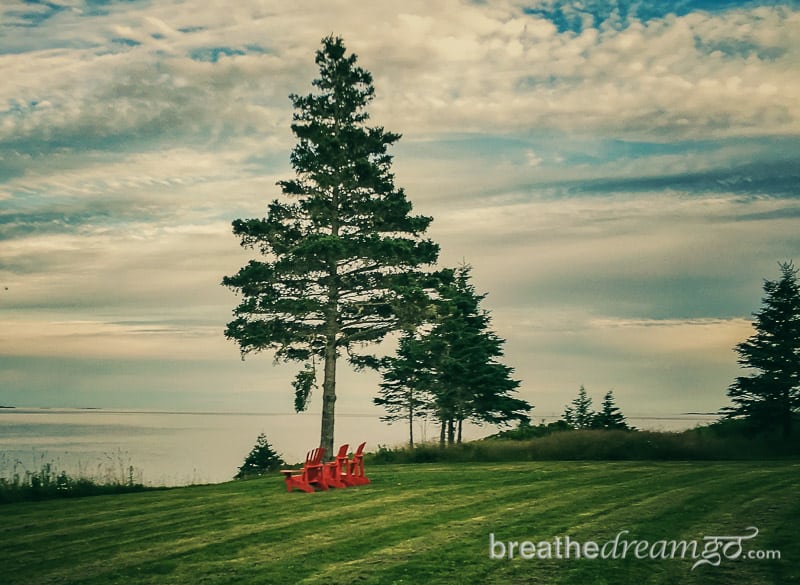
top-left (593, 390), bottom-right (631, 430)
top-left (222, 36), bottom-right (439, 454)
top-left (373, 332), bottom-right (431, 447)
top-left (376, 264), bottom-right (531, 446)
top-left (486, 419), bottom-right (571, 440)
top-left (235, 433), bottom-right (285, 479)
top-left (367, 426), bottom-right (800, 464)
top-left (563, 385), bottom-right (594, 429)
top-left (291, 364), bottom-right (317, 412)
top-left (726, 261), bottom-right (800, 436)
top-left (562, 386), bottom-right (631, 430)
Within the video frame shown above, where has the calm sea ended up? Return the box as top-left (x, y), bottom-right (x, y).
top-left (0, 408), bottom-right (718, 486)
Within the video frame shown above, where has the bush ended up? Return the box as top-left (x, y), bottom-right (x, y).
top-left (235, 433), bottom-right (285, 479)
top-left (486, 419), bottom-right (571, 440)
top-left (366, 426), bottom-right (800, 464)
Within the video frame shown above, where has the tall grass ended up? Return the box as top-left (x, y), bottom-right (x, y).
top-left (0, 450), bottom-right (156, 504)
top-left (367, 426), bottom-right (800, 464)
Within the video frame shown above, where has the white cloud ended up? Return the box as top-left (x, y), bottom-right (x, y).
top-left (0, 143), bottom-right (285, 202)
top-left (525, 149), bottom-right (543, 167)
top-left (0, 317), bottom-right (230, 359)
top-left (3, 1), bottom-right (798, 147)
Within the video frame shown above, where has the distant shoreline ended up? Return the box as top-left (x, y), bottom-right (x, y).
top-left (0, 406), bottom-right (16, 409)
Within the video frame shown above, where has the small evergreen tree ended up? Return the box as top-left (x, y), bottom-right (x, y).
top-left (563, 385), bottom-right (595, 430)
top-left (235, 434), bottom-right (285, 479)
top-left (374, 331), bottom-right (433, 447)
top-left (592, 390), bottom-right (630, 430)
top-left (726, 261), bottom-right (800, 436)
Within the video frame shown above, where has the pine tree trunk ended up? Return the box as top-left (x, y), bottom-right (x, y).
top-left (408, 398), bottom-right (414, 448)
top-left (439, 418), bottom-right (445, 447)
top-left (782, 390), bottom-right (792, 437)
top-left (447, 418), bottom-right (455, 446)
top-left (320, 330), bottom-right (337, 458)
top-left (457, 418), bottom-right (463, 444)
top-left (320, 269), bottom-right (338, 458)
top-left (320, 188), bottom-right (340, 459)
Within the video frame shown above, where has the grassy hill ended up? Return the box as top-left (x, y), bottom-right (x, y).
top-left (1, 461), bottom-right (798, 584)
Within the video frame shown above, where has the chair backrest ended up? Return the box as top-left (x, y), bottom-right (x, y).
top-left (350, 442), bottom-right (367, 479)
top-left (335, 444), bottom-right (349, 459)
top-left (308, 447), bottom-right (325, 466)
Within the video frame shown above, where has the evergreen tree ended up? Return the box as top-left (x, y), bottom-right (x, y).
top-left (563, 385), bottom-right (595, 430)
top-left (235, 433), bottom-right (285, 479)
top-left (592, 390), bottom-right (630, 430)
top-left (223, 37), bottom-right (439, 455)
top-left (726, 261), bottom-right (800, 436)
top-left (374, 331), bottom-right (432, 447)
top-left (377, 264), bottom-right (531, 446)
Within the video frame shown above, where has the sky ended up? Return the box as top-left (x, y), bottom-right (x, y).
top-left (1, 0), bottom-right (799, 426)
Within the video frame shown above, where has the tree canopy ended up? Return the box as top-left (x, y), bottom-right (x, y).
top-left (593, 390), bottom-right (630, 430)
top-left (374, 331), bottom-right (432, 447)
top-left (375, 264), bottom-right (531, 446)
top-left (563, 386), bottom-right (630, 430)
top-left (563, 385), bottom-right (594, 430)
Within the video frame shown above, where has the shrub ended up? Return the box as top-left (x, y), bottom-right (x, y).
top-left (366, 426), bottom-right (800, 464)
top-left (486, 419), bottom-right (570, 440)
top-left (235, 433), bottom-right (285, 479)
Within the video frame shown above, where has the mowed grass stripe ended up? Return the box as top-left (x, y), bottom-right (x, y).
top-left (6, 477), bottom-right (538, 583)
top-left (0, 464), bottom-right (756, 581)
top-left (88, 480), bottom-right (595, 585)
top-left (1, 462), bottom-right (797, 585)
top-left (5, 463), bottom-right (659, 583)
top-left (3, 480), bottom-right (444, 558)
top-left (341, 464), bottom-right (799, 585)
top-left (288, 464), bottom-right (732, 583)
top-left (103, 465), bottom-right (766, 584)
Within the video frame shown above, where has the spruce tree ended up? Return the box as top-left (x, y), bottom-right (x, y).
top-left (235, 434), bottom-right (285, 479)
top-left (727, 261), bottom-right (800, 436)
top-left (374, 331), bottom-right (432, 447)
top-left (593, 390), bottom-right (630, 430)
top-left (563, 385), bottom-right (594, 430)
top-left (223, 36), bottom-right (439, 454)
top-left (376, 264), bottom-right (531, 446)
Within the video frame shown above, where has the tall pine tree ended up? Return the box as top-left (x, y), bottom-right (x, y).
top-left (374, 331), bottom-right (433, 447)
top-left (377, 265), bottom-right (531, 446)
top-left (726, 261), bottom-right (800, 436)
top-left (223, 37), bottom-right (439, 455)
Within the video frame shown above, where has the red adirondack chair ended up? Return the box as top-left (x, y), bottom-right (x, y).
top-left (347, 442), bottom-right (370, 486)
top-left (280, 447), bottom-right (327, 493)
top-left (325, 444), bottom-right (349, 488)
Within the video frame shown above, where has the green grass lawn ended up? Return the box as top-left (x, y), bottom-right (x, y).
top-left (1, 461), bottom-right (797, 584)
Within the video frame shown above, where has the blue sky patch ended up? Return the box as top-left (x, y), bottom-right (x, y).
top-left (523, 0), bottom-right (799, 32)
top-left (189, 46), bottom-right (247, 63)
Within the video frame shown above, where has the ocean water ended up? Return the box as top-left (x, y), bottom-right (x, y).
top-left (0, 408), bottom-right (718, 486)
